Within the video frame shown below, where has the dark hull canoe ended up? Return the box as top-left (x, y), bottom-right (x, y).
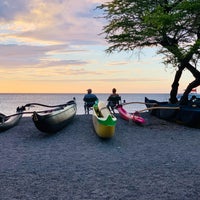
top-left (145, 97), bottom-right (178, 120)
top-left (32, 100), bottom-right (77, 133)
top-left (0, 108), bottom-right (23, 132)
top-left (145, 97), bottom-right (200, 128)
top-left (175, 106), bottom-right (200, 128)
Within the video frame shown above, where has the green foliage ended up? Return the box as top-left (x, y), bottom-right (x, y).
top-left (98, 0), bottom-right (200, 68)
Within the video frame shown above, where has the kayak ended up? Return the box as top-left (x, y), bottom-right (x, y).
top-left (116, 104), bottom-right (146, 125)
top-left (92, 101), bottom-right (117, 138)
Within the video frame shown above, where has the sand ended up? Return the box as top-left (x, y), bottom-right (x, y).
top-left (0, 113), bottom-right (200, 200)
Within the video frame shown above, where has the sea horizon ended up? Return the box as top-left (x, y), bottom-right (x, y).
top-left (0, 92), bottom-right (170, 94)
top-left (0, 93), bottom-right (171, 115)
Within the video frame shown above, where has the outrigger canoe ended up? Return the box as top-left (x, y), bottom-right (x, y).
top-left (92, 101), bottom-right (117, 138)
top-left (144, 97), bottom-right (178, 120)
top-left (145, 97), bottom-right (200, 128)
top-left (116, 104), bottom-right (146, 125)
top-left (32, 100), bottom-right (77, 133)
top-left (0, 106), bottom-right (24, 132)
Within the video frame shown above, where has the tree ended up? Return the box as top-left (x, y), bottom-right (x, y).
top-left (97, 0), bottom-right (200, 104)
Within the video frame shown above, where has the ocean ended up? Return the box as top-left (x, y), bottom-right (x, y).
top-left (0, 93), bottom-right (170, 115)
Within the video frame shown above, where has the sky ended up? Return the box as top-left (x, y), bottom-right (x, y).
top-left (0, 0), bottom-right (195, 94)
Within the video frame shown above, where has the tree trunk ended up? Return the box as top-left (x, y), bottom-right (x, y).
top-left (179, 62), bottom-right (200, 104)
top-left (169, 66), bottom-right (184, 104)
top-left (180, 79), bottom-right (200, 105)
top-left (169, 62), bottom-right (200, 104)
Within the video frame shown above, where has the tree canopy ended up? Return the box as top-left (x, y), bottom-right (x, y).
top-left (98, 0), bottom-right (200, 104)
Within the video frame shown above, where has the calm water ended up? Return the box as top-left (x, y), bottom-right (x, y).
top-left (0, 93), bottom-right (170, 115)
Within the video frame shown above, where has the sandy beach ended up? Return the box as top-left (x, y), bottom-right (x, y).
top-left (0, 113), bottom-right (200, 200)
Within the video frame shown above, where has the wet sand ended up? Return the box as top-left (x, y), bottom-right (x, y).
top-left (0, 113), bottom-right (200, 200)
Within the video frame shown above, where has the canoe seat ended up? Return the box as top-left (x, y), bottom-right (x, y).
top-left (99, 106), bottom-right (110, 117)
top-left (98, 102), bottom-right (112, 117)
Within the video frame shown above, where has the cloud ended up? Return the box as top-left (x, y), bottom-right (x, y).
top-left (0, 0), bottom-right (106, 45)
top-left (0, 0), bottom-right (30, 20)
top-left (0, 44), bottom-right (88, 68)
top-left (0, 0), bottom-right (107, 72)
top-left (0, 0), bottom-right (168, 93)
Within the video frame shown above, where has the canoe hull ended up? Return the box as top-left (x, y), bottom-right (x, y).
top-left (33, 101), bottom-right (77, 133)
top-left (92, 101), bottom-right (117, 138)
top-left (145, 97), bottom-right (200, 128)
top-left (176, 106), bottom-right (200, 128)
top-left (145, 97), bottom-right (178, 120)
top-left (92, 116), bottom-right (116, 138)
top-left (0, 112), bottom-right (22, 132)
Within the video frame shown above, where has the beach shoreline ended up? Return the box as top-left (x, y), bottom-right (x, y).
top-left (0, 113), bottom-right (200, 199)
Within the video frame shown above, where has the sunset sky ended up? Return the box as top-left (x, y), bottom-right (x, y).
top-left (0, 0), bottom-right (195, 94)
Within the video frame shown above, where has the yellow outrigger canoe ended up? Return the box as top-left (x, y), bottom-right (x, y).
top-left (92, 101), bottom-right (117, 138)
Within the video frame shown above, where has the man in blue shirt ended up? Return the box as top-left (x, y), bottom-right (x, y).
top-left (83, 89), bottom-right (98, 114)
